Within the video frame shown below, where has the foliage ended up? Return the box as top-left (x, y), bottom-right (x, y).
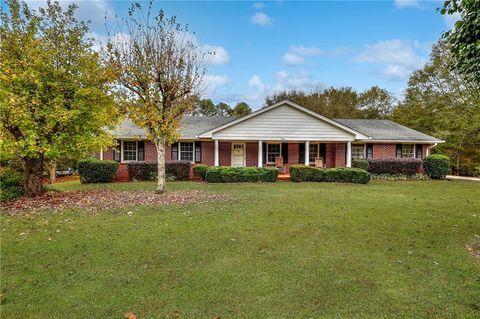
top-left (290, 165), bottom-right (370, 184)
top-left (441, 0), bottom-right (480, 83)
top-left (205, 166), bottom-right (278, 183)
top-left (370, 173), bottom-right (430, 181)
top-left (0, 168), bottom-right (24, 201)
top-left (265, 86), bottom-right (395, 119)
top-left (129, 161), bottom-right (191, 181)
top-left (192, 100), bottom-right (234, 117)
top-left (367, 159), bottom-right (422, 175)
top-left (77, 159), bottom-right (118, 183)
top-left (231, 102), bottom-right (252, 117)
top-left (0, 0), bottom-right (117, 196)
top-left (193, 164), bottom-right (209, 180)
top-left (393, 41), bottom-right (480, 176)
top-left (352, 159), bottom-right (369, 170)
top-left (423, 154), bottom-right (450, 179)
top-left (106, 2), bottom-right (208, 193)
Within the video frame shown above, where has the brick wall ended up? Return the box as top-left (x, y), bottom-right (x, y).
top-left (114, 163), bottom-right (129, 181)
top-left (219, 142), bottom-right (231, 166)
top-left (334, 143), bottom-right (346, 167)
top-left (201, 141), bottom-right (215, 166)
top-left (288, 143), bottom-right (299, 165)
top-left (326, 144), bottom-right (335, 168)
top-left (372, 144), bottom-right (397, 159)
top-left (246, 142), bottom-right (258, 167)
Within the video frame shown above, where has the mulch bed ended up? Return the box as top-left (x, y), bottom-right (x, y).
top-left (1, 189), bottom-right (229, 215)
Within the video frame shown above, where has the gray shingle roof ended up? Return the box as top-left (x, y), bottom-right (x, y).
top-left (334, 119), bottom-right (443, 142)
top-left (111, 116), bottom-right (235, 139)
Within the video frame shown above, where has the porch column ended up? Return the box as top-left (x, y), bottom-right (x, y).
top-left (258, 140), bottom-right (263, 167)
top-left (346, 141), bottom-right (352, 167)
top-left (100, 148), bottom-right (103, 160)
top-left (214, 140), bottom-right (219, 166)
top-left (305, 141), bottom-right (310, 166)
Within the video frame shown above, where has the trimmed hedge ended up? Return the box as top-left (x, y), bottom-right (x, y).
top-left (367, 158), bottom-right (422, 175)
top-left (78, 159), bottom-right (119, 183)
top-left (352, 159), bottom-right (369, 171)
top-left (193, 164), bottom-right (209, 180)
top-left (423, 154), bottom-right (450, 179)
top-left (290, 165), bottom-right (370, 184)
top-left (205, 167), bottom-right (279, 183)
top-left (128, 160), bottom-right (191, 181)
top-left (0, 168), bottom-right (24, 202)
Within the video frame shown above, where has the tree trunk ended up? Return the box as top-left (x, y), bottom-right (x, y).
top-left (47, 160), bottom-right (57, 184)
top-left (154, 138), bottom-right (166, 193)
top-left (22, 156), bottom-right (45, 196)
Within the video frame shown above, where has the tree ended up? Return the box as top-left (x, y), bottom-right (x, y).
top-left (231, 102), bottom-right (252, 117)
top-left (192, 99), bottom-right (216, 116)
top-left (358, 86), bottom-right (395, 119)
top-left (215, 102), bottom-right (232, 117)
top-left (106, 2), bottom-right (208, 193)
top-left (0, 0), bottom-right (117, 196)
top-left (441, 0), bottom-right (480, 83)
top-left (393, 41), bottom-right (480, 175)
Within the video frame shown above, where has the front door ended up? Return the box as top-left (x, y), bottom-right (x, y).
top-left (232, 143), bottom-right (246, 167)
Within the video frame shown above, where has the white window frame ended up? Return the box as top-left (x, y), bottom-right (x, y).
top-left (179, 141), bottom-right (195, 162)
top-left (267, 143), bottom-right (281, 164)
top-left (309, 143), bottom-right (320, 164)
top-left (351, 144), bottom-right (366, 160)
top-left (121, 140), bottom-right (138, 162)
top-left (402, 144), bottom-right (415, 158)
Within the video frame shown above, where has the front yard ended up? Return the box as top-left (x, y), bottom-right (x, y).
top-left (1, 180), bottom-right (479, 318)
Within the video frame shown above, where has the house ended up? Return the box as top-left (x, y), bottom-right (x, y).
top-left (99, 100), bottom-right (444, 180)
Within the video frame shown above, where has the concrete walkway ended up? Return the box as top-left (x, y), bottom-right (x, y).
top-left (446, 175), bottom-right (480, 182)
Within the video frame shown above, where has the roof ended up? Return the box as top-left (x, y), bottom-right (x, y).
top-left (111, 116), bottom-right (235, 139)
top-left (334, 119), bottom-right (443, 143)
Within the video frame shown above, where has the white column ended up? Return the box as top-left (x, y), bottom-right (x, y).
top-left (100, 148), bottom-right (103, 160)
top-left (258, 140), bottom-right (263, 167)
top-left (305, 141), bottom-right (310, 166)
top-left (214, 140), bottom-right (219, 166)
top-left (192, 141), bottom-right (196, 163)
top-left (346, 141), bottom-right (352, 167)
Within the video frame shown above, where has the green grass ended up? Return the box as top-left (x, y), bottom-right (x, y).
top-left (2, 180), bottom-right (480, 318)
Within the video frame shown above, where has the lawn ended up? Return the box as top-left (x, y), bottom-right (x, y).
top-left (1, 180), bottom-right (479, 318)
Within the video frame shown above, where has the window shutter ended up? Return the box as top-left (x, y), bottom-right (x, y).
top-left (320, 143), bottom-right (327, 162)
top-left (416, 144), bottom-right (423, 159)
top-left (396, 144), bottom-right (402, 158)
top-left (299, 143), bottom-right (305, 164)
top-left (114, 140), bottom-right (121, 162)
top-left (137, 140), bottom-right (145, 161)
top-left (281, 143), bottom-right (289, 163)
top-left (171, 142), bottom-right (178, 161)
top-left (195, 142), bottom-right (202, 163)
top-left (262, 142), bottom-right (267, 164)
top-left (366, 143), bottom-right (373, 159)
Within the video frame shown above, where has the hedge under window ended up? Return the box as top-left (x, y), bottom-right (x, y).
top-left (123, 141), bottom-right (137, 161)
top-left (180, 142), bottom-right (194, 162)
top-left (401, 144), bottom-right (414, 158)
top-left (352, 144), bottom-right (365, 160)
top-left (267, 143), bottom-right (281, 163)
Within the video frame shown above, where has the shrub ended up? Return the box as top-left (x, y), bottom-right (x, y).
top-left (370, 173), bottom-right (430, 181)
top-left (78, 159), bottom-right (118, 183)
top-left (0, 168), bottom-right (24, 201)
top-left (423, 154), bottom-right (450, 179)
top-left (193, 164), bottom-right (209, 180)
top-left (128, 160), bottom-right (191, 181)
top-left (290, 165), bottom-right (370, 184)
top-left (352, 159), bottom-right (369, 171)
top-left (367, 159), bottom-right (422, 175)
top-left (205, 167), bottom-right (278, 183)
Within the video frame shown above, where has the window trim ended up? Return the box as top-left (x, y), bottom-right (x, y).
top-left (401, 144), bottom-right (415, 158)
top-left (266, 142), bottom-right (281, 164)
top-left (179, 141), bottom-right (195, 162)
top-left (121, 140), bottom-right (138, 162)
top-left (309, 143), bottom-right (319, 164)
top-left (351, 143), bottom-right (366, 161)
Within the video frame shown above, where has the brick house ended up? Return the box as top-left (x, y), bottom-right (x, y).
top-left (100, 100), bottom-right (443, 180)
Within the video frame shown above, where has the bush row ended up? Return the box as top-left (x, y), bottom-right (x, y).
top-left (366, 159), bottom-right (422, 175)
top-left (370, 173), bottom-right (430, 181)
top-left (0, 168), bottom-right (24, 202)
top-left (193, 164), bottom-right (209, 180)
top-left (128, 161), bottom-right (190, 181)
top-left (290, 165), bottom-right (370, 184)
top-left (205, 166), bottom-right (279, 183)
top-left (78, 159), bottom-right (119, 183)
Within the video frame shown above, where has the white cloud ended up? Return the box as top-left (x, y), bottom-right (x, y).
top-left (251, 12), bottom-right (273, 26)
top-left (205, 74), bottom-right (230, 88)
top-left (275, 70), bottom-right (321, 91)
top-left (253, 2), bottom-right (265, 9)
top-left (394, 0), bottom-right (420, 8)
top-left (289, 46), bottom-right (322, 56)
top-left (355, 39), bottom-right (428, 79)
top-left (248, 75), bottom-right (269, 92)
top-left (202, 45), bottom-right (230, 65)
top-left (282, 52), bottom-right (306, 65)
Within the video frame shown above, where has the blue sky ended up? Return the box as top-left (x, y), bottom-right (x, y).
top-left (26, 0), bottom-right (457, 109)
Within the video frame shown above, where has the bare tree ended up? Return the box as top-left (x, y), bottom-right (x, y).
top-left (105, 2), bottom-right (209, 193)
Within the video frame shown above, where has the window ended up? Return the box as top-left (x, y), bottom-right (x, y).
top-left (180, 142), bottom-right (194, 161)
top-left (366, 144), bottom-right (373, 159)
top-left (401, 144), bottom-right (414, 158)
top-left (267, 143), bottom-right (281, 163)
top-left (309, 143), bottom-right (319, 164)
top-left (416, 144), bottom-right (423, 159)
top-left (351, 144), bottom-right (365, 160)
top-left (123, 141), bottom-right (137, 161)
top-left (113, 140), bottom-right (121, 162)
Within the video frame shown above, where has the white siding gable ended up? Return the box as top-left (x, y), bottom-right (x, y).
top-left (211, 104), bottom-right (355, 141)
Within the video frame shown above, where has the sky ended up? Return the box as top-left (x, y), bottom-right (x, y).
top-left (24, 0), bottom-right (458, 110)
